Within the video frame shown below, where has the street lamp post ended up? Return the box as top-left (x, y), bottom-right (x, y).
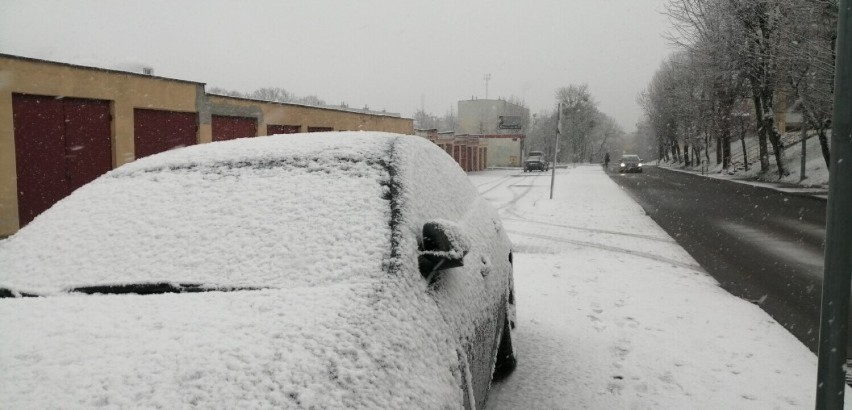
top-left (550, 102), bottom-right (561, 199)
top-left (815, 0), bottom-right (852, 408)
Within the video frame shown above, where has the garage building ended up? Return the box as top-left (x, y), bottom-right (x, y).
top-left (0, 54), bottom-right (414, 237)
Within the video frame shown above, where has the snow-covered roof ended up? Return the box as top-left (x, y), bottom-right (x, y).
top-left (1, 133), bottom-right (399, 294)
top-left (0, 132), bottom-right (475, 408)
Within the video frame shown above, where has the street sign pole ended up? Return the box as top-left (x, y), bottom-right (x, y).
top-left (801, 124), bottom-right (807, 181)
top-left (816, 0), bottom-right (852, 408)
top-left (550, 102), bottom-right (561, 199)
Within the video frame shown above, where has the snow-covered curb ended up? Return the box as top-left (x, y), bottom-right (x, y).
top-left (657, 165), bottom-right (828, 201)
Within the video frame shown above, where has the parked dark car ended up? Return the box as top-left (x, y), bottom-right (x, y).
top-left (618, 154), bottom-right (643, 173)
top-left (524, 150), bottom-right (549, 172)
top-left (0, 132), bottom-right (516, 409)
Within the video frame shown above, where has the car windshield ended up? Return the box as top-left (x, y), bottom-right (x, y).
top-left (621, 155), bottom-right (640, 161)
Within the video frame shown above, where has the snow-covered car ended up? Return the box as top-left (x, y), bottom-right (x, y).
top-left (523, 150), bottom-right (549, 172)
top-left (0, 132), bottom-right (516, 409)
top-left (618, 154), bottom-right (643, 173)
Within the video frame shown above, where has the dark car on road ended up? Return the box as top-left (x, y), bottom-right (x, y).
top-left (524, 150), bottom-right (549, 172)
top-left (618, 155), bottom-right (643, 173)
top-left (0, 132), bottom-right (517, 410)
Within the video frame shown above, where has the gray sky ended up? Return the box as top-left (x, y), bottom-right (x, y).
top-left (1, 0), bottom-right (674, 132)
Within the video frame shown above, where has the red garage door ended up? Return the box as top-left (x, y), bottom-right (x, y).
top-left (13, 94), bottom-right (112, 226)
top-left (267, 124), bottom-right (300, 135)
top-left (134, 109), bottom-right (198, 159)
top-left (212, 115), bottom-right (257, 141)
top-left (459, 146), bottom-right (469, 171)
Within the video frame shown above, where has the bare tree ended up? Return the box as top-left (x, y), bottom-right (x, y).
top-left (295, 95), bottom-right (326, 106)
top-left (777, 0), bottom-right (837, 166)
top-left (640, 58), bottom-right (684, 164)
top-left (413, 109), bottom-right (439, 130)
top-left (556, 84), bottom-right (599, 163)
top-left (590, 113), bottom-right (626, 163)
top-left (526, 109), bottom-right (559, 160)
top-left (666, 0), bottom-right (797, 178)
top-left (207, 87), bottom-right (246, 97)
top-left (250, 87), bottom-right (292, 102)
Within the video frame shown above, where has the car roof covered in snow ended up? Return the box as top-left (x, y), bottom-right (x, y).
top-left (0, 132), bottom-right (471, 408)
top-left (0, 132), bottom-right (406, 294)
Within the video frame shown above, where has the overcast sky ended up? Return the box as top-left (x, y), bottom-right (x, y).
top-left (1, 0), bottom-right (674, 132)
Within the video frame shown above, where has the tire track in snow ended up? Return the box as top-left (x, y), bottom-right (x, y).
top-left (501, 217), bottom-right (675, 244)
top-left (496, 175), bottom-right (537, 212)
top-left (474, 173), bottom-right (514, 193)
top-left (505, 230), bottom-right (704, 273)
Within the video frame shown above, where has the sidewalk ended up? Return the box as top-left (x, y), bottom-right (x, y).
top-left (470, 166), bottom-right (845, 409)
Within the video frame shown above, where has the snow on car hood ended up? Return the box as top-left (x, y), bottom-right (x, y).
top-left (0, 285), bottom-right (462, 409)
top-left (0, 133), bottom-right (399, 294)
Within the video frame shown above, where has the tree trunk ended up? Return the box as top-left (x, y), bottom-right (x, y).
top-left (751, 91), bottom-right (771, 172)
top-left (817, 129), bottom-right (830, 168)
top-left (684, 143), bottom-right (691, 167)
top-left (716, 135), bottom-right (722, 164)
top-left (803, 108), bottom-right (831, 169)
top-left (759, 92), bottom-right (787, 178)
top-left (705, 133), bottom-right (711, 164)
top-left (722, 132), bottom-right (732, 171)
top-left (741, 133), bottom-right (749, 172)
top-left (767, 132), bottom-right (786, 178)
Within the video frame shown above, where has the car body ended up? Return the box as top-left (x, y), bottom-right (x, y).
top-left (523, 150), bottom-right (549, 172)
top-left (618, 154), bottom-right (643, 173)
top-left (0, 132), bottom-right (516, 409)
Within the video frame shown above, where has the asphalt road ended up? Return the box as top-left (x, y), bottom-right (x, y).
top-left (609, 165), bottom-right (832, 353)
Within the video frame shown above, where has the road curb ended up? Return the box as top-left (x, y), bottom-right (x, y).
top-left (656, 166), bottom-right (828, 202)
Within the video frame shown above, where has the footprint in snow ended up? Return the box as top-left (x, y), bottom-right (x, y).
top-left (610, 339), bottom-right (631, 362)
top-left (587, 315), bottom-right (606, 332)
top-left (606, 379), bottom-right (624, 395)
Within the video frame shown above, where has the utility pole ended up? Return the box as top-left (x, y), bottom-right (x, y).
top-left (550, 102), bottom-right (561, 199)
top-left (815, 0), bottom-right (852, 408)
top-left (800, 124), bottom-right (807, 181)
top-left (484, 74), bottom-right (491, 99)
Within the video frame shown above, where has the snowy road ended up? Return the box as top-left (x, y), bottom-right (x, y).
top-left (470, 166), bottom-right (845, 409)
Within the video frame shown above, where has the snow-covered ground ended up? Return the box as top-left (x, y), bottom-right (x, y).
top-left (471, 166), bottom-right (845, 409)
top-left (661, 131), bottom-right (831, 191)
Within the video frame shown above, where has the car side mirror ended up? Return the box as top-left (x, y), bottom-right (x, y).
top-left (418, 220), bottom-right (471, 278)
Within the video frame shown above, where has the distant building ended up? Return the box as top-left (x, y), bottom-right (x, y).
top-left (457, 98), bottom-right (529, 135)
top-left (416, 99), bottom-right (529, 171)
top-left (415, 129), bottom-right (488, 172)
top-left (774, 91), bottom-right (803, 133)
top-left (478, 134), bottom-right (525, 167)
top-left (457, 99), bottom-right (528, 167)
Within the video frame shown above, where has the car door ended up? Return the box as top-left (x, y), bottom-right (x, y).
top-left (393, 137), bottom-right (510, 408)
